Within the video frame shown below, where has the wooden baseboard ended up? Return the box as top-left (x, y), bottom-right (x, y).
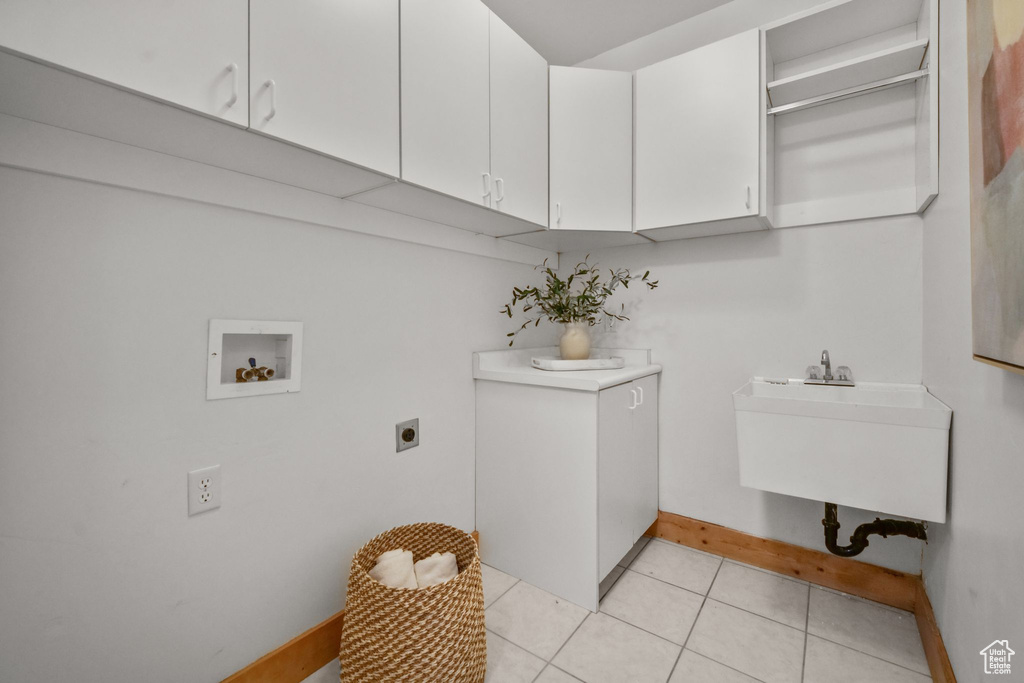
top-left (222, 529), bottom-right (480, 682)
top-left (221, 609), bottom-right (344, 683)
top-left (647, 511), bottom-right (955, 681)
top-left (914, 579), bottom-right (957, 683)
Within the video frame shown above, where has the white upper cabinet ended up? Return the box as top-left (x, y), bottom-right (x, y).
top-left (635, 29), bottom-right (763, 236)
top-left (0, 0), bottom-right (248, 126)
top-left (549, 67), bottom-right (633, 232)
top-left (249, 0), bottom-right (399, 177)
top-left (489, 12), bottom-right (549, 227)
top-left (400, 0), bottom-right (491, 206)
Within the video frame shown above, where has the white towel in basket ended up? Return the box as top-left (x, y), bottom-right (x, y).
top-left (414, 552), bottom-right (459, 587)
top-left (368, 549), bottom-right (417, 589)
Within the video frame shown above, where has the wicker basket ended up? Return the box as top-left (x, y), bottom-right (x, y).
top-left (339, 523), bottom-right (486, 682)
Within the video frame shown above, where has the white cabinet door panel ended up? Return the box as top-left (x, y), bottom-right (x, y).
top-left (489, 12), bottom-right (548, 226)
top-left (599, 382), bottom-right (637, 580)
top-left (0, 0), bottom-right (248, 125)
top-left (401, 0), bottom-right (490, 205)
top-left (549, 66), bottom-right (633, 232)
top-left (632, 375), bottom-right (659, 540)
top-left (250, 0), bottom-right (399, 176)
top-left (635, 29), bottom-right (761, 229)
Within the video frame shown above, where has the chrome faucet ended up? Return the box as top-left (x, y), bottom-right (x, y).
top-left (806, 349), bottom-right (853, 386)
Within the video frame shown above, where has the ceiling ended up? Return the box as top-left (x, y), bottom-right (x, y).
top-left (482, 0), bottom-right (733, 66)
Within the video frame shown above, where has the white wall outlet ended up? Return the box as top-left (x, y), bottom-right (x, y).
top-left (188, 465), bottom-right (221, 516)
top-left (396, 418), bottom-right (419, 452)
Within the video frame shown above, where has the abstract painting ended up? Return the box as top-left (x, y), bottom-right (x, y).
top-left (969, 0), bottom-right (1024, 374)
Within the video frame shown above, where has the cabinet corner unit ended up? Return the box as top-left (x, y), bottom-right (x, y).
top-left (473, 347), bottom-right (660, 611)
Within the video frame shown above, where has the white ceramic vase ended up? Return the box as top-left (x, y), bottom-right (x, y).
top-left (559, 322), bottom-right (592, 360)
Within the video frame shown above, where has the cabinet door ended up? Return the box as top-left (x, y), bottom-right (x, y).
top-left (489, 12), bottom-right (548, 226)
top-left (631, 375), bottom-right (659, 540)
top-left (598, 382), bottom-right (639, 580)
top-left (0, 0), bottom-right (248, 126)
top-left (549, 66), bottom-right (633, 232)
top-left (250, 0), bottom-right (399, 176)
top-left (635, 29), bottom-right (761, 230)
top-left (401, 0), bottom-right (490, 205)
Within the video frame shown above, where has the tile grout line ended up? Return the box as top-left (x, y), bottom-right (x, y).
top-left (807, 633), bottom-right (934, 678)
top-left (599, 609), bottom-right (689, 649)
top-left (627, 563), bottom-right (809, 634)
top-left (483, 571), bottom-right (520, 610)
top-left (721, 557), bottom-right (810, 586)
top-left (663, 556), bottom-right (724, 683)
top-left (542, 611), bottom-right (591, 674)
top-left (533, 663), bottom-right (586, 683)
top-left (686, 649), bottom-right (770, 683)
top-left (623, 565), bottom-right (718, 598)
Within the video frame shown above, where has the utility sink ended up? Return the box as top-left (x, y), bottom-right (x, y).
top-left (733, 378), bottom-right (952, 522)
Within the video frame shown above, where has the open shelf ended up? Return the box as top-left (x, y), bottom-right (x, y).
top-left (764, 0), bottom-right (925, 64)
top-left (768, 39), bottom-right (929, 110)
top-left (762, 0), bottom-right (937, 229)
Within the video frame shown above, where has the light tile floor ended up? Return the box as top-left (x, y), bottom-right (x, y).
top-left (306, 537), bottom-right (932, 683)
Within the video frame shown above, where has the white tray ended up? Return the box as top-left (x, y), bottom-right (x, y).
top-left (531, 356), bottom-right (626, 371)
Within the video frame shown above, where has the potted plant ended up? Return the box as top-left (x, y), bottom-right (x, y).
top-left (501, 257), bottom-right (658, 360)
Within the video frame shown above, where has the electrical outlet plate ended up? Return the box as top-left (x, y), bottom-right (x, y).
top-left (188, 465), bottom-right (221, 516)
top-left (396, 418), bottom-right (419, 452)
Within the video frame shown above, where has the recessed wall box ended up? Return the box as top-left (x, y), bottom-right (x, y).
top-left (206, 319), bottom-right (303, 400)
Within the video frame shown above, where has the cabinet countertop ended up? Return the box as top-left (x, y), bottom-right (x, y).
top-left (473, 346), bottom-right (661, 391)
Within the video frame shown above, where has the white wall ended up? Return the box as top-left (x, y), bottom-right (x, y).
top-left (563, 0), bottom-right (928, 573)
top-left (0, 167), bottom-right (552, 682)
top-left (919, 0), bottom-right (1024, 675)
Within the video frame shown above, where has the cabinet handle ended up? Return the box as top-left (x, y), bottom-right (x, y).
top-left (636, 385), bottom-right (644, 406)
top-left (556, 202), bottom-right (562, 225)
top-left (629, 389), bottom-right (638, 410)
top-left (226, 63), bottom-right (239, 108)
top-left (745, 185), bottom-right (751, 210)
top-left (482, 172), bottom-right (492, 206)
top-left (264, 79), bottom-right (277, 121)
top-left (495, 178), bottom-right (505, 203)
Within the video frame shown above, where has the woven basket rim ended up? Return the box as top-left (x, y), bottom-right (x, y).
top-left (352, 522), bottom-right (479, 594)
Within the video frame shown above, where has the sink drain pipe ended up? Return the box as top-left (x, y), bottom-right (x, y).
top-left (822, 503), bottom-right (927, 557)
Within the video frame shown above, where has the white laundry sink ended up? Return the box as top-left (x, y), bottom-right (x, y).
top-left (733, 378), bottom-right (952, 522)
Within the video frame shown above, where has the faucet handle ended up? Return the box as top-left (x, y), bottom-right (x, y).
top-left (806, 365), bottom-right (822, 380)
top-left (837, 366), bottom-right (853, 382)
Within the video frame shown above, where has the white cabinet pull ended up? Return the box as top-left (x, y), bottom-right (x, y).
top-left (482, 172), bottom-right (492, 205)
top-left (556, 202), bottom-right (562, 225)
top-left (629, 389), bottom-right (638, 410)
top-left (264, 79), bottom-right (277, 121)
top-left (226, 63), bottom-right (239, 108)
top-left (745, 185), bottom-right (751, 210)
top-left (495, 178), bottom-right (505, 203)
top-left (636, 386), bottom-right (644, 406)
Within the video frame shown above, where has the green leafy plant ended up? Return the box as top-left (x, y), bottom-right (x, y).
top-left (501, 256), bottom-right (658, 346)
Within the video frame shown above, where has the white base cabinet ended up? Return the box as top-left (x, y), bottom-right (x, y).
top-left (474, 349), bottom-right (659, 611)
